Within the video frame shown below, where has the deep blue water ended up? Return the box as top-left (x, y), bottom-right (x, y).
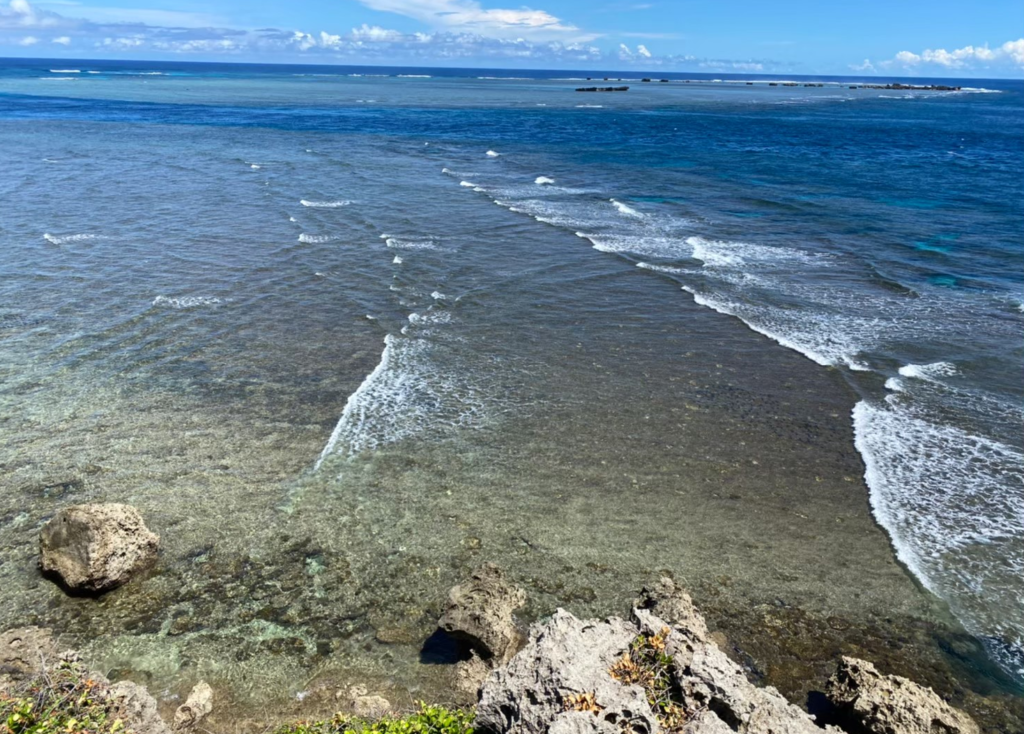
top-left (1, 59), bottom-right (1022, 695)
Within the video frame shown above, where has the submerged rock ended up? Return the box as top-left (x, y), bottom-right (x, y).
top-left (0, 627), bottom-right (59, 687)
top-left (438, 563), bottom-right (526, 663)
top-left (40, 503), bottom-right (159, 593)
top-left (825, 656), bottom-right (979, 734)
top-left (109, 680), bottom-right (173, 734)
top-left (173, 680), bottom-right (214, 732)
top-left (344, 685), bottom-right (391, 719)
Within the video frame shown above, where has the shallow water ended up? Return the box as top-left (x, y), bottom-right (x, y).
top-left (0, 61), bottom-right (1021, 726)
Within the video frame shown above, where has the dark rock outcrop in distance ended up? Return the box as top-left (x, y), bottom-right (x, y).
top-left (852, 82), bottom-right (962, 91)
top-left (642, 78), bottom-right (652, 82)
top-left (826, 657), bottom-right (980, 734)
top-left (576, 87), bottom-right (630, 93)
top-left (39, 503), bottom-right (159, 593)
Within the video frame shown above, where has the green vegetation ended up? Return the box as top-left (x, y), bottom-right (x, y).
top-left (609, 627), bottom-right (689, 732)
top-left (273, 703), bottom-right (475, 734)
top-left (1, 664), bottom-right (124, 734)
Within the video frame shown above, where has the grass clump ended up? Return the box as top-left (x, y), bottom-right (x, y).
top-left (1, 665), bottom-right (125, 734)
top-left (273, 703), bottom-right (475, 734)
top-left (609, 627), bottom-right (689, 732)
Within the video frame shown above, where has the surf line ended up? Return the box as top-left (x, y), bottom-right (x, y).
top-left (313, 335), bottom-right (393, 470)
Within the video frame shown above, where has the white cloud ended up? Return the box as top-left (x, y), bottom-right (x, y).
top-left (350, 24), bottom-right (403, 43)
top-left (849, 58), bottom-right (874, 72)
top-left (356, 0), bottom-right (590, 41)
top-left (618, 42), bottom-right (652, 61)
top-left (878, 38), bottom-right (1024, 71)
top-left (18, 33), bottom-right (37, 44)
top-left (0, 0), bottom-right (780, 71)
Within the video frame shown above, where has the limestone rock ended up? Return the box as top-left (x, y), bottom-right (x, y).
top-left (633, 607), bottom-right (831, 734)
top-left (826, 656), bottom-right (980, 734)
top-left (174, 680), bottom-right (213, 731)
top-left (682, 709), bottom-right (735, 734)
top-left (109, 680), bottom-right (173, 734)
top-left (40, 503), bottom-right (159, 593)
top-left (453, 650), bottom-right (492, 700)
top-left (548, 709), bottom-right (622, 734)
top-left (0, 627), bottom-right (59, 688)
top-left (634, 577), bottom-right (708, 641)
top-left (476, 609), bottom-right (659, 734)
top-left (341, 685), bottom-right (391, 719)
top-left (439, 563), bottom-right (526, 663)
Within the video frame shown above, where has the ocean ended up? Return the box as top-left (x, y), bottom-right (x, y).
top-left (0, 59), bottom-right (1021, 723)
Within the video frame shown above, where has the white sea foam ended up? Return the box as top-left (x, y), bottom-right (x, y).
top-left (298, 233), bottom-right (336, 243)
top-left (460, 181), bottom-right (478, 188)
top-left (431, 291), bottom-right (447, 300)
top-left (49, 69), bottom-right (81, 73)
top-left (43, 233), bottom-right (105, 245)
top-left (250, 164), bottom-right (261, 170)
top-left (486, 150), bottom-right (501, 158)
top-left (152, 295), bottom-right (222, 309)
top-left (898, 362), bottom-right (958, 382)
top-left (314, 325), bottom-right (483, 465)
top-left (397, 74), bottom-right (431, 78)
top-left (384, 236), bottom-right (443, 251)
top-left (575, 104), bottom-right (604, 109)
top-left (535, 176), bottom-right (556, 185)
top-left (682, 286), bottom-right (872, 370)
top-left (393, 256), bottom-right (403, 264)
top-left (854, 401), bottom-right (1024, 672)
top-left (610, 199), bottom-right (643, 218)
top-left (300, 199), bottom-right (351, 208)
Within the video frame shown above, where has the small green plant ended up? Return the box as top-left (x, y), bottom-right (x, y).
top-left (1, 665), bottom-right (124, 734)
top-left (273, 702), bottom-right (475, 734)
top-left (609, 628), bottom-right (689, 732)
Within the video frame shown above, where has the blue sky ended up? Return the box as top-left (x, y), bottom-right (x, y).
top-left (1, 0), bottom-right (1023, 76)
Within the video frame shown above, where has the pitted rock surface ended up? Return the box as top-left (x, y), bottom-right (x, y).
top-left (40, 503), bottom-right (159, 593)
top-left (826, 656), bottom-right (979, 734)
top-left (477, 609), bottom-right (659, 734)
top-left (438, 563), bottom-right (526, 663)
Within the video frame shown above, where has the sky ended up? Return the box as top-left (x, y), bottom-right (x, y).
top-left (1, 0), bottom-right (1023, 77)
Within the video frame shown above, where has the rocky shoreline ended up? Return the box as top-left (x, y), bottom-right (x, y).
top-left (1, 509), bottom-right (1015, 733)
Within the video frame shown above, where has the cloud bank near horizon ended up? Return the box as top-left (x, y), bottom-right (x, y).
top-left (852, 38), bottom-right (1024, 74)
top-left (2, 0), bottom-right (1023, 76)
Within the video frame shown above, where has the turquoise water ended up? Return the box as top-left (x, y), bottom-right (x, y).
top-left (0, 60), bottom-right (1021, 722)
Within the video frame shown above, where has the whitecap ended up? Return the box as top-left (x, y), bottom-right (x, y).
top-left (152, 295), bottom-right (222, 309)
top-left (298, 233), bottom-right (336, 243)
top-left (535, 176), bottom-right (556, 185)
top-left (300, 199), bottom-right (351, 208)
top-left (43, 233), bottom-right (106, 245)
top-left (393, 256), bottom-right (403, 264)
top-left (610, 199), bottom-right (643, 218)
top-left (898, 362), bottom-right (958, 382)
top-left (486, 150), bottom-right (501, 158)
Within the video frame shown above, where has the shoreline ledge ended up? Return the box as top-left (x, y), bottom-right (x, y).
top-left (1, 563), bottom-right (993, 734)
